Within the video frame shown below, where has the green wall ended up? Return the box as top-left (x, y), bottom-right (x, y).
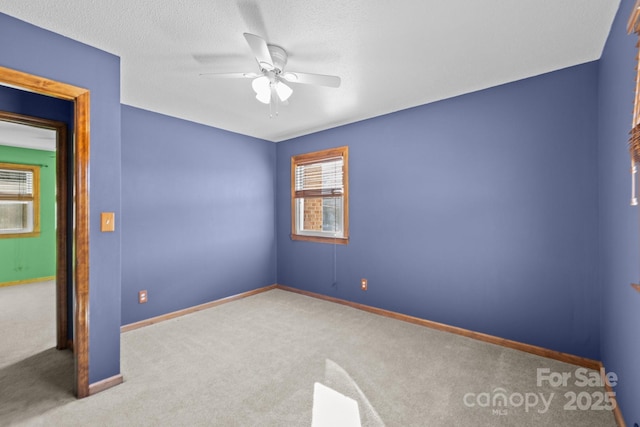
top-left (0, 145), bottom-right (56, 283)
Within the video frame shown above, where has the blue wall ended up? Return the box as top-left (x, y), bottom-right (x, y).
top-left (598, 0), bottom-right (640, 423)
top-left (0, 13), bottom-right (122, 384)
top-left (277, 62), bottom-right (601, 360)
top-left (120, 106), bottom-right (276, 324)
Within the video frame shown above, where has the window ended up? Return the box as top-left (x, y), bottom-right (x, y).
top-left (291, 146), bottom-right (349, 244)
top-left (0, 163), bottom-right (40, 238)
top-left (629, 2), bottom-right (640, 294)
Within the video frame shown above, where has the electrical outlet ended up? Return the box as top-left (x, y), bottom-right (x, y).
top-left (138, 290), bottom-right (148, 304)
top-left (361, 278), bottom-right (368, 291)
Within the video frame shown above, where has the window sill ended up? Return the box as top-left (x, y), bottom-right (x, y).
top-left (291, 234), bottom-right (349, 245)
top-left (0, 231), bottom-right (40, 239)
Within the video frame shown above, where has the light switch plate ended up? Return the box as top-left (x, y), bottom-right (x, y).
top-left (101, 212), bottom-right (115, 232)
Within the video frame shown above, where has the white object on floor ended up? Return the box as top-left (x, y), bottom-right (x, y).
top-left (311, 382), bottom-right (361, 427)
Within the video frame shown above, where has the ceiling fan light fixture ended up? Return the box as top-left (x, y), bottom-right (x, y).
top-left (252, 76), bottom-right (271, 103)
top-left (255, 88), bottom-right (271, 104)
top-left (251, 75), bottom-right (269, 93)
top-left (202, 33), bottom-right (340, 111)
top-left (275, 81), bottom-right (293, 102)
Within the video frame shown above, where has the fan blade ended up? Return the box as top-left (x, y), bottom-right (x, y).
top-left (192, 53), bottom-right (248, 65)
top-left (281, 71), bottom-right (341, 88)
top-left (199, 72), bottom-right (259, 79)
top-left (238, 1), bottom-right (269, 41)
top-left (244, 33), bottom-right (273, 70)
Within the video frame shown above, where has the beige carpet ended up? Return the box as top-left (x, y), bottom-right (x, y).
top-left (0, 286), bottom-right (618, 426)
top-left (0, 280), bottom-right (58, 366)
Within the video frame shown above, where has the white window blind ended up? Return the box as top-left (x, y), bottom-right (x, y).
top-left (0, 164), bottom-right (38, 236)
top-left (0, 168), bottom-right (34, 197)
top-left (294, 157), bottom-right (344, 198)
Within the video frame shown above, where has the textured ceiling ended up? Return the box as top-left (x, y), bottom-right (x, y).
top-left (0, 1), bottom-right (620, 142)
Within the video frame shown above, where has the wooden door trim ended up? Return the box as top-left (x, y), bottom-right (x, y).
top-left (0, 110), bottom-right (69, 351)
top-left (0, 65), bottom-right (91, 398)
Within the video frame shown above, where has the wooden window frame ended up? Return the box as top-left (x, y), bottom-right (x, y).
top-left (628, 1), bottom-right (640, 165)
top-left (291, 146), bottom-right (349, 244)
top-left (629, 2), bottom-right (640, 297)
top-left (0, 162), bottom-right (41, 238)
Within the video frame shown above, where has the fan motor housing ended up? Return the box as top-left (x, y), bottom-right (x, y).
top-left (267, 44), bottom-right (288, 72)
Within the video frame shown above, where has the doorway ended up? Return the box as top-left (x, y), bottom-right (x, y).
top-left (0, 65), bottom-right (91, 398)
top-left (0, 111), bottom-right (68, 352)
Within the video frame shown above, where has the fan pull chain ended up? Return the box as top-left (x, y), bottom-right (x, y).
top-left (268, 84), bottom-right (280, 118)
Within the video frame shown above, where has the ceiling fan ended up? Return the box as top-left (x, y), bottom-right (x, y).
top-left (200, 33), bottom-right (341, 115)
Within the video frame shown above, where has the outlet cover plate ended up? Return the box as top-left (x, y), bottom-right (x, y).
top-left (139, 290), bottom-right (148, 304)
